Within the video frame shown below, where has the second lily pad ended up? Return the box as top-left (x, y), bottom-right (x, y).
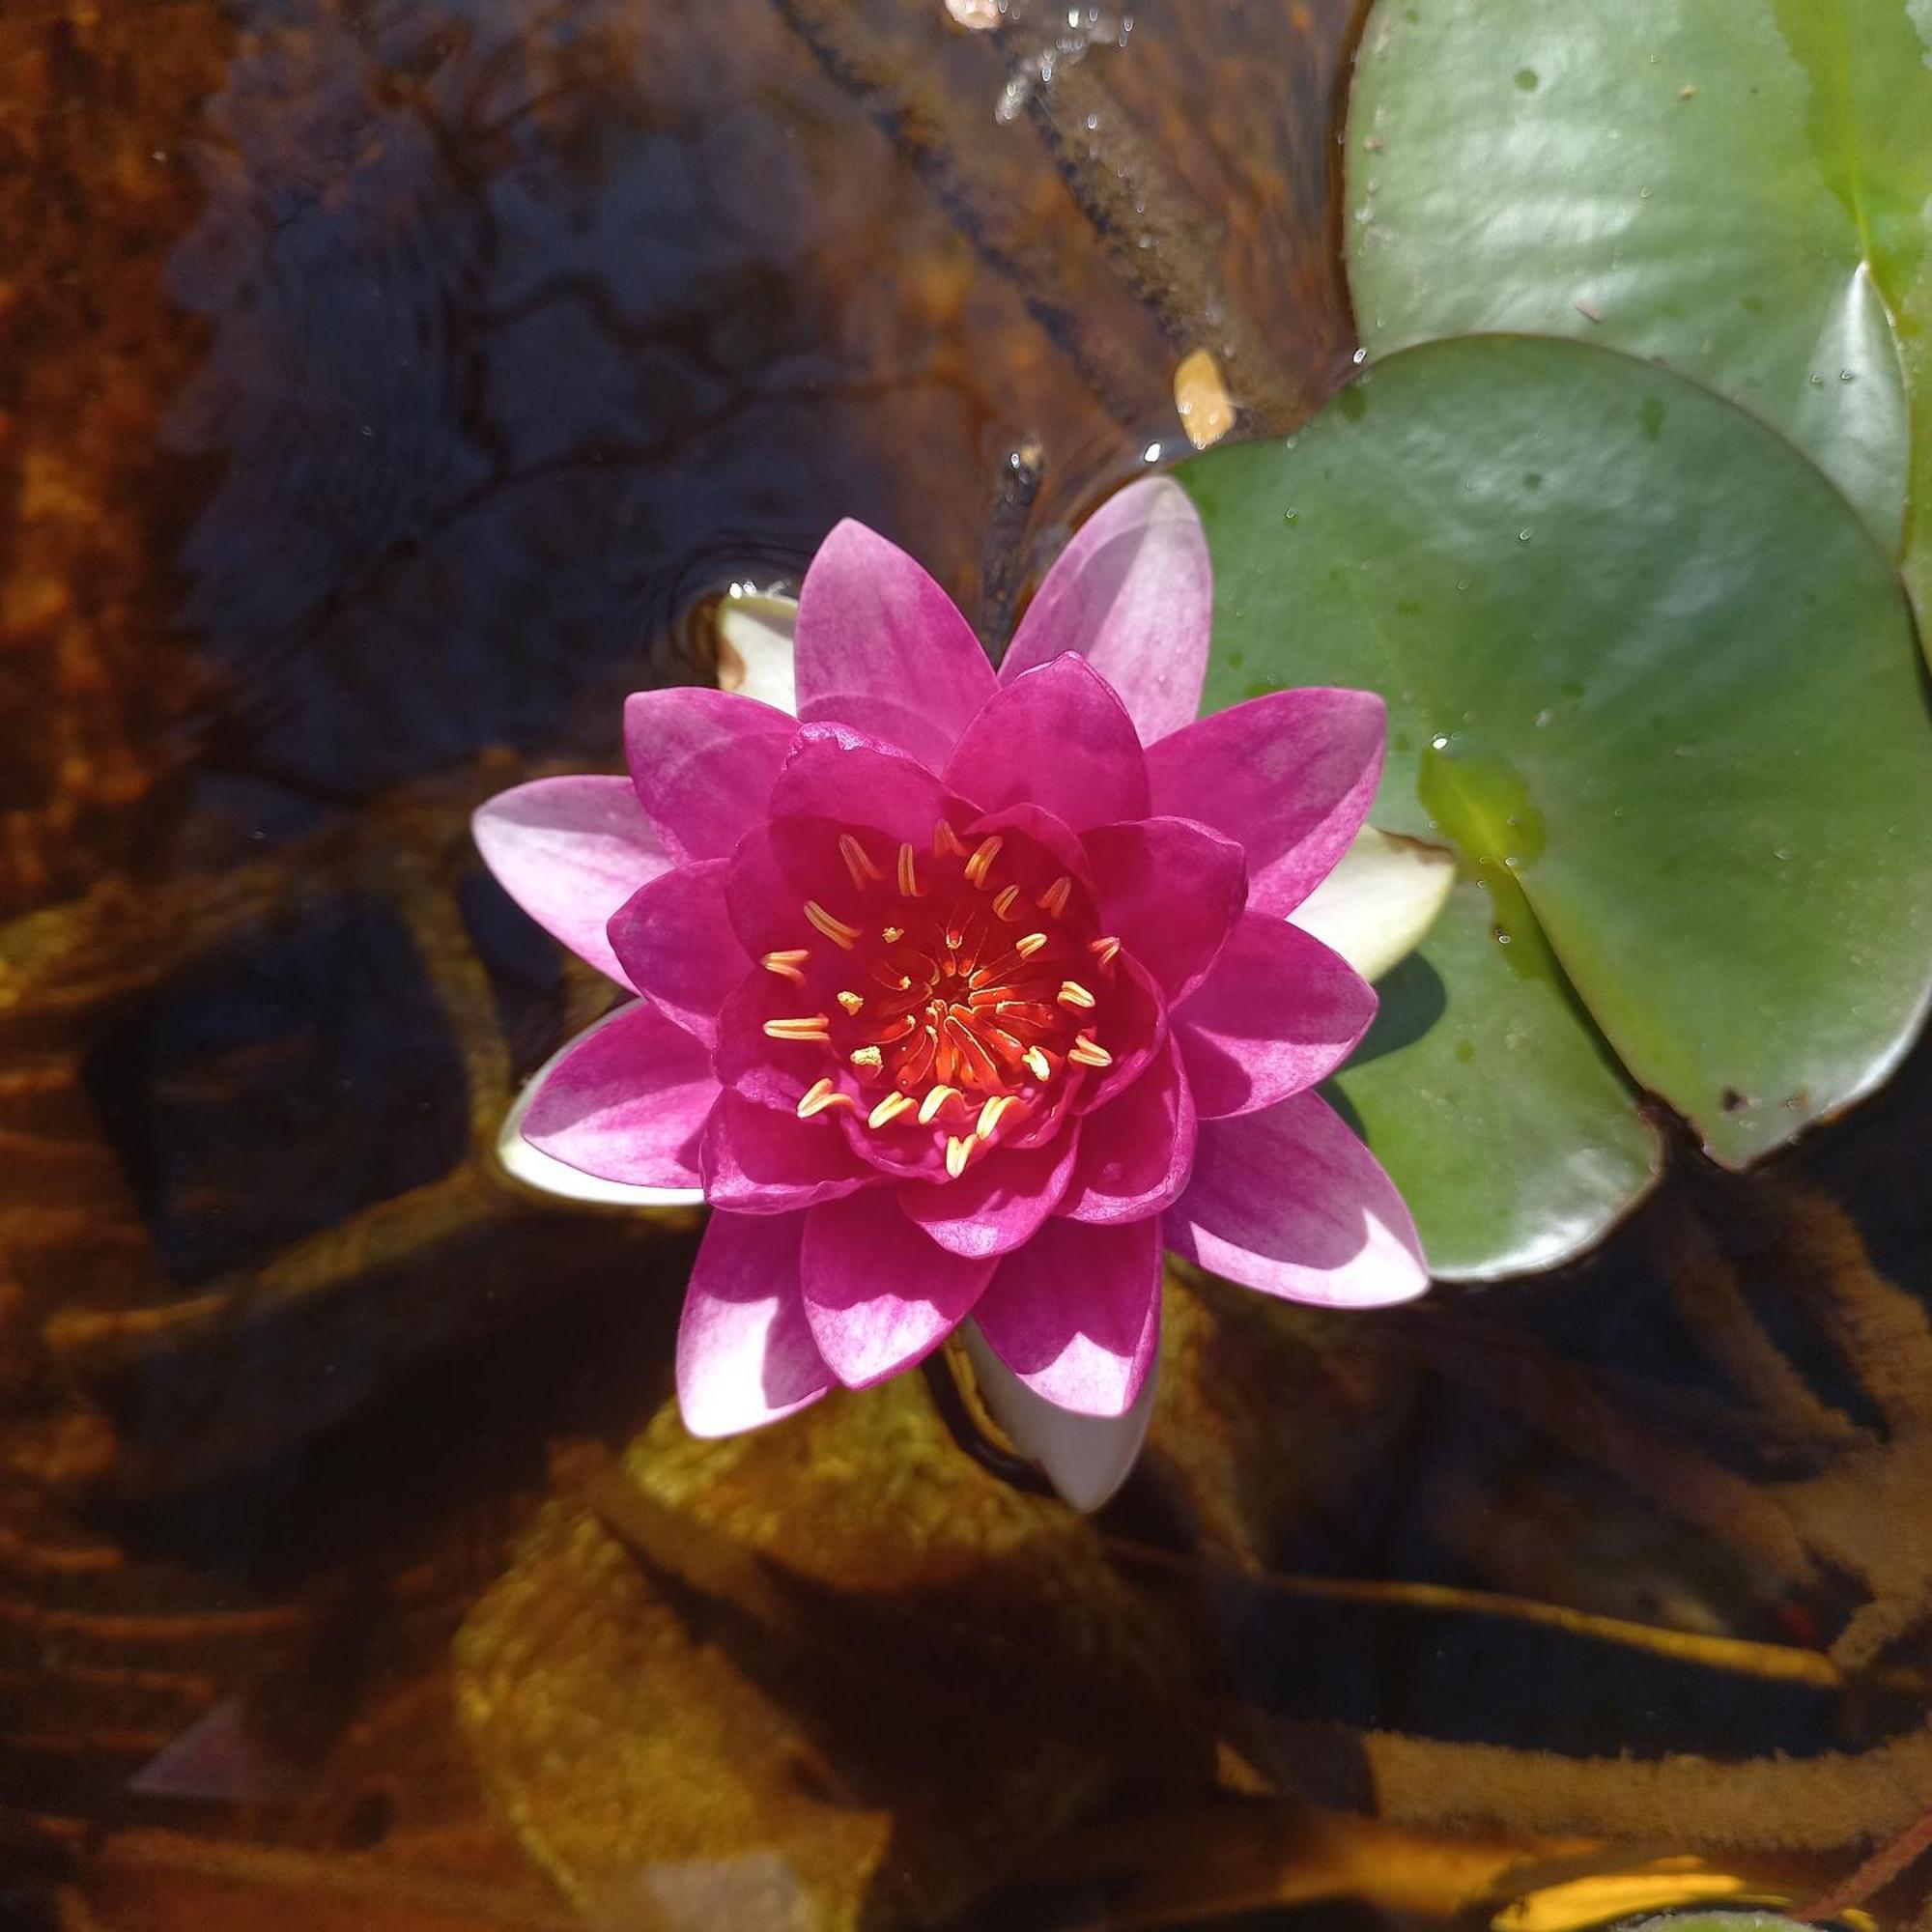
top-left (1180, 335), bottom-right (1932, 1277)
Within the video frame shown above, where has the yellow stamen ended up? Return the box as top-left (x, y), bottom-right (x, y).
top-left (1089, 935), bottom-right (1121, 967)
top-left (933, 818), bottom-right (967, 859)
top-left (836, 990), bottom-right (866, 1015)
top-left (1057, 980), bottom-right (1096, 1010)
top-left (804, 900), bottom-right (861, 950)
top-left (765, 1014), bottom-right (831, 1041)
top-left (896, 842), bottom-right (924, 898)
top-left (1024, 1045), bottom-right (1054, 1082)
top-left (946, 1135), bottom-right (973, 1179)
top-left (1067, 1035), bottom-right (1113, 1069)
top-left (868, 1092), bottom-right (914, 1130)
top-left (977, 1094), bottom-right (1017, 1140)
top-left (917, 1084), bottom-right (958, 1124)
top-left (881, 923), bottom-right (905, 944)
top-left (964, 835), bottom-right (1005, 887)
top-left (990, 883), bottom-right (1022, 921)
top-left (1013, 931), bottom-right (1048, 958)
top-left (838, 833), bottom-right (883, 889)
top-left (761, 949), bottom-right (809, 985)
top-left (850, 1045), bottom-right (885, 1073)
top-left (1037, 875), bottom-right (1072, 919)
top-left (797, 1078), bottom-right (852, 1119)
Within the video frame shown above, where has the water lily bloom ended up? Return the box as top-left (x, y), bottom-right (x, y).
top-left (475, 479), bottom-right (1437, 1507)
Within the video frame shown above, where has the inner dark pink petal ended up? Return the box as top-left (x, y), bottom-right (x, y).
top-left (713, 801), bottom-right (1139, 1208)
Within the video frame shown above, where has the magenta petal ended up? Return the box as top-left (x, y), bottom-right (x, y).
top-left (944, 656), bottom-right (1151, 832)
top-left (1000, 478), bottom-right (1210, 746)
top-left (794, 520), bottom-right (995, 769)
top-left (897, 1127), bottom-right (1083, 1258)
top-left (677, 1211), bottom-right (833, 1436)
top-left (724, 821), bottom-right (810, 963)
top-left (607, 860), bottom-right (745, 1047)
top-left (1081, 951), bottom-right (1169, 1110)
top-left (1166, 1092), bottom-right (1428, 1307)
top-left (964, 801), bottom-right (1094, 895)
top-left (766, 722), bottom-right (956, 845)
top-left (1084, 814), bottom-right (1247, 1003)
top-left (472, 776), bottom-right (669, 989)
top-left (700, 1090), bottom-right (877, 1212)
top-left (974, 1216), bottom-right (1162, 1416)
top-left (1060, 1036), bottom-right (1196, 1223)
top-left (521, 1000), bottom-right (714, 1187)
top-left (711, 971), bottom-right (823, 1112)
top-left (1146, 689), bottom-right (1386, 916)
top-left (801, 1191), bottom-right (995, 1386)
top-left (1174, 914), bottom-right (1378, 1118)
top-left (624, 686), bottom-right (795, 862)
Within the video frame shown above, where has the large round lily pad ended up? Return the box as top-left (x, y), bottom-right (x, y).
top-left (1179, 335), bottom-right (1932, 1277)
top-left (1346, 0), bottom-right (1932, 638)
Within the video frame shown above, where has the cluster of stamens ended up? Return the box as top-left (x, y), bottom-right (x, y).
top-left (758, 819), bottom-right (1118, 1178)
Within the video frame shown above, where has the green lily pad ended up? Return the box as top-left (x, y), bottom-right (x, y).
top-left (1179, 335), bottom-right (1932, 1277)
top-left (1346, 0), bottom-right (1932, 639)
top-left (1322, 877), bottom-right (1661, 1279)
top-left (1615, 1917), bottom-right (1814, 1932)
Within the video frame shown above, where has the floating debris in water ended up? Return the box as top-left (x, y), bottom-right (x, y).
top-left (945, 0), bottom-right (1003, 28)
top-left (1174, 347), bottom-right (1235, 448)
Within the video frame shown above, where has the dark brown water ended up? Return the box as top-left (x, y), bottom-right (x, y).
top-left (2, 1), bottom-right (1930, 1926)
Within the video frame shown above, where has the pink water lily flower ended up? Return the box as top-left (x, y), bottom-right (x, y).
top-left (475, 479), bottom-right (1431, 1507)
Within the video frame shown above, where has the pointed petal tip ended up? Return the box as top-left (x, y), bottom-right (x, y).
top-left (1290, 825), bottom-right (1457, 983)
top-left (1167, 1092), bottom-right (1431, 1308)
top-left (502, 1001), bottom-right (715, 1201)
top-left (960, 1321), bottom-right (1156, 1512)
top-left (1004, 478), bottom-right (1210, 744)
top-left (471, 775), bottom-right (668, 988)
top-left (675, 1211), bottom-right (833, 1435)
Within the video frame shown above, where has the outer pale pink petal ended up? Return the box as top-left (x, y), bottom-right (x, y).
top-left (973, 1216), bottom-right (1162, 1416)
top-left (766, 722), bottom-right (956, 845)
top-left (794, 520), bottom-right (996, 768)
top-left (897, 1127), bottom-right (1083, 1258)
top-left (801, 1191), bottom-right (996, 1387)
top-left (1146, 689), bottom-right (1386, 916)
top-left (497, 1005), bottom-right (704, 1208)
top-left (607, 860), bottom-right (746, 1048)
top-left (1174, 914), bottom-right (1378, 1119)
top-left (1060, 1036), bottom-right (1196, 1223)
top-left (960, 1321), bottom-right (1157, 1511)
top-left (700, 1090), bottom-right (877, 1212)
top-left (1000, 477), bottom-right (1210, 745)
top-left (1083, 814), bottom-right (1247, 1003)
top-left (1165, 1092), bottom-right (1428, 1307)
top-left (944, 656), bottom-right (1151, 832)
top-left (677, 1211), bottom-right (833, 1436)
top-left (520, 1000), bottom-right (714, 1188)
top-left (623, 687), bottom-right (795, 862)
top-left (472, 777), bottom-right (668, 989)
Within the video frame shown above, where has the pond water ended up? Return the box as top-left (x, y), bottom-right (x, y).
top-left (2, 0), bottom-right (1929, 1925)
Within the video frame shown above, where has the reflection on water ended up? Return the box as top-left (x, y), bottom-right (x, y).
top-left (2, 0), bottom-right (1931, 1925)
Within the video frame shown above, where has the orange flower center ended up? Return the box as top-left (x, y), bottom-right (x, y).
top-left (758, 819), bottom-right (1117, 1176)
